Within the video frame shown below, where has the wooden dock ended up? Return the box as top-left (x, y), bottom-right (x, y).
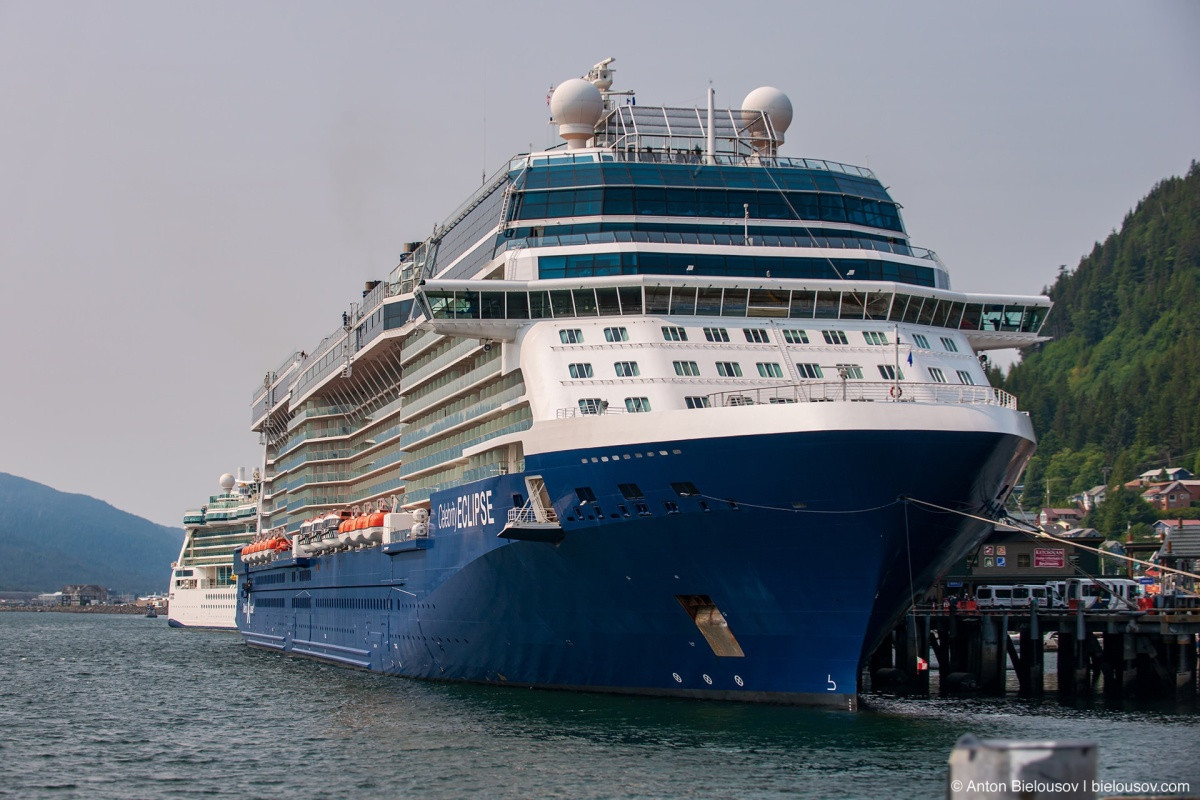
top-left (867, 606), bottom-right (1200, 703)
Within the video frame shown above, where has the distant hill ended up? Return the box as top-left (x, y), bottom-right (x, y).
top-left (1001, 161), bottom-right (1200, 505)
top-left (0, 473), bottom-right (184, 594)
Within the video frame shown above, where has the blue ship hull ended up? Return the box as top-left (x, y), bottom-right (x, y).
top-left (235, 428), bottom-right (1031, 708)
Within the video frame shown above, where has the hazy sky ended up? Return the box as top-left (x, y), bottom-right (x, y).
top-left (1, 1), bottom-right (1196, 527)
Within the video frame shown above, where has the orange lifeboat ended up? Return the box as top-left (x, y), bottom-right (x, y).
top-left (365, 511), bottom-right (386, 545)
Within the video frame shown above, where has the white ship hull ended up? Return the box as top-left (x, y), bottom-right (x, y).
top-left (167, 584), bottom-right (238, 629)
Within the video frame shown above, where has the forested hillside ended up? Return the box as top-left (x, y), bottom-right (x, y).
top-left (1002, 162), bottom-right (1200, 509)
top-left (0, 472), bottom-right (184, 594)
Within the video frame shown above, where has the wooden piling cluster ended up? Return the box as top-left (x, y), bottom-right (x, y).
top-left (867, 607), bottom-right (1200, 703)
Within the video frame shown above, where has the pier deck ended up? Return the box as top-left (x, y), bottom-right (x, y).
top-left (868, 606), bottom-right (1200, 703)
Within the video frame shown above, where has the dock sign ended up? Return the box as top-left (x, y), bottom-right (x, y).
top-left (1034, 547), bottom-right (1065, 568)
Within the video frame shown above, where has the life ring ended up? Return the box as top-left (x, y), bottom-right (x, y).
top-left (889, 385), bottom-right (903, 399)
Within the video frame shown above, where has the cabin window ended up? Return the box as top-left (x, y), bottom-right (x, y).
top-left (578, 398), bottom-right (606, 414)
top-left (716, 362), bottom-right (742, 377)
top-left (940, 336), bottom-right (959, 352)
top-left (782, 329), bottom-right (809, 344)
top-left (684, 396), bottom-right (710, 409)
top-left (568, 363), bottom-right (593, 379)
top-left (703, 327), bottom-right (730, 342)
top-left (756, 362), bottom-right (784, 378)
top-left (661, 325), bottom-right (688, 341)
top-left (743, 328), bottom-right (769, 343)
top-left (821, 330), bottom-right (849, 345)
top-left (625, 397), bottom-right (651, 413)
top-left (559, 328), bottom-right (583, 344)
top-left (574, 487), bottom-right (597, 504)
top-left (604, 326), bottom-right (629, 342)
top-left (835, 363), bottom-right (864, 379)
top-left (795, 363), bottom-right (823, 379)
top-left (911, 333), bottom-right (930, 349)
top-left (671, 481), bottom-right (700, 496)
top-left (878, 365), bottom-right (904, 380)
top-left (863, 330), bottom-right (889, 346)
top-left (673, 361), bottom-right (700, 377)
top-left (956, 370), bottom-right (975, 385)
top-left (614, 361), bottom-right (640, 377)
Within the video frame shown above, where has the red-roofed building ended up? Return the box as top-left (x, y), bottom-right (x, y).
top-left (1142, 481), bottom-right (1196, 511)
top-left (1039, 507), bottom-right (1084, 532)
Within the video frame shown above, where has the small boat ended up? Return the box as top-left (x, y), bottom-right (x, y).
top-left (145, 607), bottom-right (158, 618)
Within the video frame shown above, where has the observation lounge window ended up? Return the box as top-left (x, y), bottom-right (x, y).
top-left (814, 291), bottom-right (840, 319)
top-left (695, 288), bottom-right (723, 316)
top-left (596, 288), bottom-right (621, 316)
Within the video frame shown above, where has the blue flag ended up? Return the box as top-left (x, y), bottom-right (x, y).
top-left (906, 352), bottom-right (913, 366)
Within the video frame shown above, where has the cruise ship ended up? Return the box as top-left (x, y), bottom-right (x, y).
top-left (168, 470), bottom-right (259, 629)
top-left (235, 60), bottom-right (1050, 708)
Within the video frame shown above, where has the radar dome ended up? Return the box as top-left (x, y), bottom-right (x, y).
top-left (550, 78), bottom-right (604, 149)
top-left (219, 473), bottom-right (236, 491)
top-left (741, 86), bottom-right (793, 147)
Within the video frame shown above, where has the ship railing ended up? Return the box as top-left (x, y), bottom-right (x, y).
top-left (705, 381), bottom-right (1018, 409)
top-left (502, 231), bottom-right (936, 261)
top-left (507, 504), bottom-right (559, 526)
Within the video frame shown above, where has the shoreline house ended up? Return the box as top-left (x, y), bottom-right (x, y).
top-left (1141, 480), bottom-right (1200, 512)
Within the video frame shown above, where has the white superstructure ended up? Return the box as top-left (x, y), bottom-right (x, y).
top-left (167, 471), bottom-right (259, 629)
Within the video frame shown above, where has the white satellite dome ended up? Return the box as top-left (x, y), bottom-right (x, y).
top-left (741, 86), bottom-right (793, 147)
top-left (219, 473), bottom-right (236, 491)
top-left (550, 78), bottom-right (604, 149)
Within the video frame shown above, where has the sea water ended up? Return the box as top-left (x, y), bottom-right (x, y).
top-left (1, 612), bottom-right (1196, 799)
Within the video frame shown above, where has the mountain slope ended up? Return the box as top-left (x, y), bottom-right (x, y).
top-left (0, 472), bottom-right (184, 594)
top-left (1002, 161), bottom-right (1200, 501)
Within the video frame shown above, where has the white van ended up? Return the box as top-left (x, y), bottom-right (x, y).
top-left (1012, 584), bottom-right (1052, 609)
top-left (1065, 578), bottom-right (1140, 610)
top-left (975, 585), bottom-right (1014, 608)
top-left (976, 584), bottom-right (1051, 609)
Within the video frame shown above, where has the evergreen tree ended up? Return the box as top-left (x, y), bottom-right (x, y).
top-left (1002, 162), bottom-right (1200, 508)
